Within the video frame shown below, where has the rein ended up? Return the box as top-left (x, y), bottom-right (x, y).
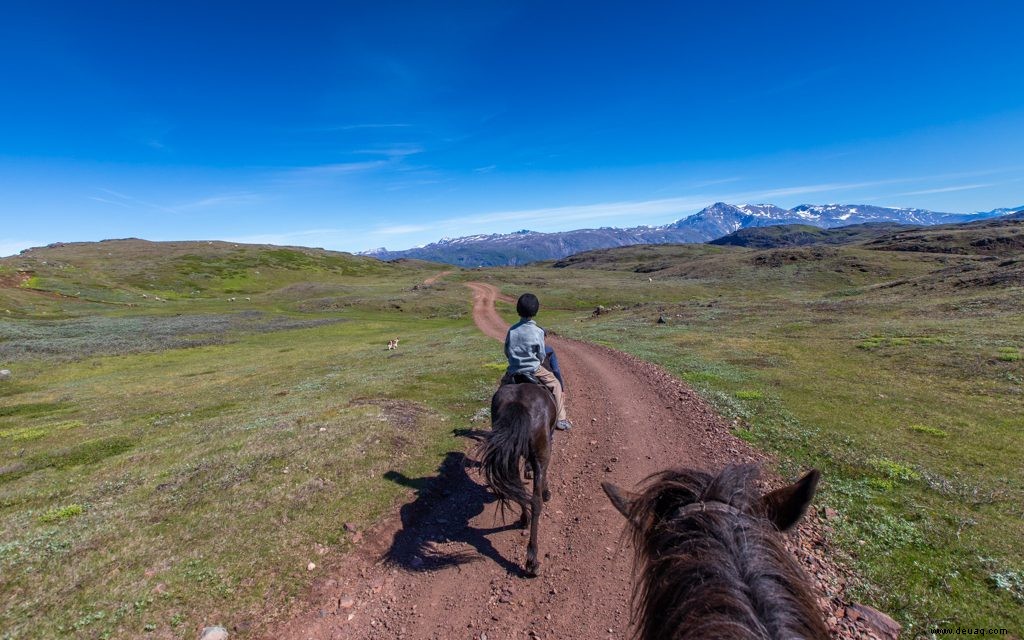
top-left (673, 500), bottom-right (747, 520)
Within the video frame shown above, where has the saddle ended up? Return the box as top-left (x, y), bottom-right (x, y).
top-left (511, 371), bottom-right (543, 386)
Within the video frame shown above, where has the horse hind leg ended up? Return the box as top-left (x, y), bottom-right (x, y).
top-left (517, 463), bottom-right (530, 529)
top-left (516, 502), bottom-right (529, 529)
top-left (538, 448), bottom-right (551, 503)
top-left (525, 456), bottom-right (544, 577)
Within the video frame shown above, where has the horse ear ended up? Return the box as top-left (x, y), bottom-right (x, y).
top-left (761, 469), bottom-right (820, 532)
top-left (602, 482), bottom-right (637, 523)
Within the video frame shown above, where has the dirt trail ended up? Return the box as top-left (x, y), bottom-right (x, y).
top-left (422, 270), bottom-right (454, 286)
top-left (270, 282), bottom-right (870, 640)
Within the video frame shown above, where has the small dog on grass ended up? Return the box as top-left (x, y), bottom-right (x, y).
top-left (387, 338), bottom-right (400, 350)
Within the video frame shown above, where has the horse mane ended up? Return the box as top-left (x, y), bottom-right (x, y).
top-left (623, 464), bottom-right (827, 640)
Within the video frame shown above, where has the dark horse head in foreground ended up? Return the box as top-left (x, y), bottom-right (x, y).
top-left (602, 465), bottom-right (827, 640)
top-left (476, 381), bottom-right (556, 577)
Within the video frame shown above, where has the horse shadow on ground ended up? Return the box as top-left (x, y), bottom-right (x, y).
top-left (381, 428), bottom-right (525, 576)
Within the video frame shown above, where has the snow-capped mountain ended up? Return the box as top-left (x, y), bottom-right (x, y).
top-left (787, 204), bottom-right (992, 226)
top-left (363, 203), bottom-right (1020, 266)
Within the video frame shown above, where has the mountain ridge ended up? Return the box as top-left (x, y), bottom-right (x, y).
top-left (362, 202), bottom-right (1021, 266)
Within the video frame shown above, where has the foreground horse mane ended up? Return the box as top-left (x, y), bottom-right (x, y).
top-left (620, 464), bottom-right (827, 640)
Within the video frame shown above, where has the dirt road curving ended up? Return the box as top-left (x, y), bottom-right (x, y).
top-left (422, 270), bottom-right (454, 286)
top-left (270, 282), bottom-right (865, 639)
top-left (465, 281), bottom-right (516, 339)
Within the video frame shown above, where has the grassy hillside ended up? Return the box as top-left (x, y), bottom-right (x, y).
top-left (709, 222), bottom-right (916, 248)
top-left (0, 239), bottom-right (412, 318)
top-left (864, 215), bottom-right (1024, 256)
top-left (468, 233), bottom-right (1024, 635)
top-left (0, 242), bottom-right (497, 639)
top-left (3, 233), bottom-right (1021, 637)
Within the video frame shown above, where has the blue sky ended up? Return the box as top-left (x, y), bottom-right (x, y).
top-left (1, 1), bottom-right (1023, 256)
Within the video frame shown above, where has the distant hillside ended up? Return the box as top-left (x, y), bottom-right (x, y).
top-left (863, 213), bottom-right (1024, 256)
top-left (550, 244), bottom-right (727, 271)
top-left (709, 223), bottom-right (916, 248)
top-left (363, 203), bottom-right (1018, 266)
top-left (551, 212), bottom-right (1024, 291)
top-left (0, 238), bottom-right (415, 316)
top-left (363, 226), bottom-right (708, 267)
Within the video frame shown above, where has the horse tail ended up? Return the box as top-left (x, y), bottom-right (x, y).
top-left (478, 402), bottom-right (532, 517)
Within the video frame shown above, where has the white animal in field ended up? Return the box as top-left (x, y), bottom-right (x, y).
top-left (387, 338), bottom-right (401, 350)
top-left (648, 277), bottom-right (653, 283)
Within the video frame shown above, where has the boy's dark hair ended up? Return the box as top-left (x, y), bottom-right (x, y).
top-left (516, 293), bottom-right (540, 318)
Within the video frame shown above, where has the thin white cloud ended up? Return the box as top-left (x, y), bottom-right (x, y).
top-left (383, 177), bottom-right (448, 192)
top-left (652, 176), bottom-right (743, 194)
top-left (290, 161), bottom-right (389, 176)
top-left (273, 161), bottom-right (392, 185)
top-left (892, 183), bottom-right (995, 197)
top-left (97, 187), bottom-right (135, 200)
top-left (317, 123), bottom-right (412, 132)
top-left (224, 228), bottom-right (348, 246)
top-left (92, 187), bottom-right (176, 214)
top-left (375, 224), bottom-right (433, 235)
top-left (746, 178), bottom-right (918, 200)
top-left (445, 196), bottom-right (707, 229)
top-left (353, 143), bottom-right (424, 159)
top-left (88, 196), bottom-right (133, 208)
top-left (89, 189), bottom-right (262, 213)
top-left (172, 192), bottom-right (262, 210)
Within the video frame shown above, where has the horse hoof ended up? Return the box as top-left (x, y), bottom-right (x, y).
top-left (524, 562), bottom-right (540, 578)
top-left (542, 490), bottom-right (551, 502)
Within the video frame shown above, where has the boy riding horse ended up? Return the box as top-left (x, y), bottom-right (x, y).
top-left (503, 293), bottom-right (572, 431)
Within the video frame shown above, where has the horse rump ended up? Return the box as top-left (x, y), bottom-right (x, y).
top-left (475, 401), bottom-right (533, 520)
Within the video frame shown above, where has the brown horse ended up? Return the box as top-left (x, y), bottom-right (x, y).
top-left (602, 464), bottom-right (827, 640)
top-left (476, 381), bottom-right (556, 577)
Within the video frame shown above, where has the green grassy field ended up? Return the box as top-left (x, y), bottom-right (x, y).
top-left (0, 243), bottom-right (501, 639)
top-left (2, 234), bottom-right (1021, 638)
top-left (460, 240), bottom-right (1024, 636)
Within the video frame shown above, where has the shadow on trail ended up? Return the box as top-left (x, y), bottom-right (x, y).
top-left (382, 431), bottom-right (525, 576)
top-left (451, 427), bottom-right (489, 442)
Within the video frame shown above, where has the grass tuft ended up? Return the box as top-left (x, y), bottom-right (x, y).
top-left (996, 347), bottom-right (1021, 362)
top-left (908, 424), bottom-right (948, 437)
top-left (38, 504), bottom-right (85, 524)
top-left (868, 457), bottom-right (921, 482)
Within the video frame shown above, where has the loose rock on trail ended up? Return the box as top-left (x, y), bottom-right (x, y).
top-left (268, 281), bottom-right (882, 639)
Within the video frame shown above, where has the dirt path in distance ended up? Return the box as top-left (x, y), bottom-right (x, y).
top-left (422, 270), bottom-right (454, 286)
top-left (269, 282), bottom-right (876, 640)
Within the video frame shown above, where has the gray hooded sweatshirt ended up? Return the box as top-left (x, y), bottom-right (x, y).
top-left (505, 318), bottom-right (545, 375)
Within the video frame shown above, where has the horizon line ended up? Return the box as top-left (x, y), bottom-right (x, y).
top-left (3, 199), bottom-right (1020, 259)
